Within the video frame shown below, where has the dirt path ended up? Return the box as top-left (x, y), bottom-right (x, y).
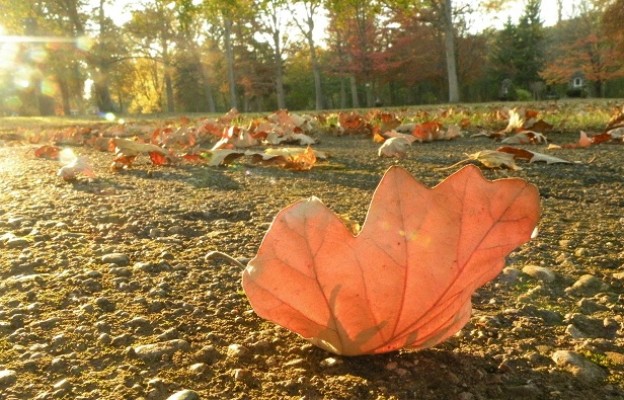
top-left (0, 133), bottom-right (623, 399)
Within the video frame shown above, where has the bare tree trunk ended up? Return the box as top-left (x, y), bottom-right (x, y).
top-left (443, 0), bottom-right (460, 103)
top-left (350, 75), bottom-right (359, 108)
top-left (270, 12), bottom-right (286, 109)
top-left (223, 17), bottom-right (238, 110)
top-left (162, 41), bottom-right (175, 113)
top-left (306, 27), bottom-right (323, 110)
top-left (340, 78), bottom-right (347, 108)
top-left (95, 0), bottom-right (115, 112)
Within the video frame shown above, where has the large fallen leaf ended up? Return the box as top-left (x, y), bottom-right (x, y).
top-left (243, 165), bottom-right (540, 355)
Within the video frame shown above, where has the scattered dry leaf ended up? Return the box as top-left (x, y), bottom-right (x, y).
top-left (34, 145), bottom-right (60, 159)
top-left (378, 137), bottom-right (410, 158)
top-left (497, 146), bottom-right (572, 164)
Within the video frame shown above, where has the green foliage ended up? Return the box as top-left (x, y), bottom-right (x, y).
top-left (490, 0), bottom-right (545, 92)
top-left (515, 88), bottom-right (533, 101)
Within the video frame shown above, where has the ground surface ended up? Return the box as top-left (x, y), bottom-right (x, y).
top-left (0, 130), bottom-right (623, 400)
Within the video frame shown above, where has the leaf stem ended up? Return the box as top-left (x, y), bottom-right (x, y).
top-left (205, 250), bottom-right (246, 269)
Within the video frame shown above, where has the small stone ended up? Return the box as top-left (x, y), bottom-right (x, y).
top-left (33, 317), bottom-right (60, 330)
top-left (499, 267), bottom-right (521, 284)
top-left (232, 368), bottom-right (252, 383)
top-left (111, 333), bottom-right (133, 347)
top-left (166, 389), bottom-right (200, 400)
top-left (194, 345), bottom-right (219, 364)
top-left (522, 265), bottom-right (556, 283)
top-left (226, 343), bottom-right (248, 358)
top-left (458, 392), bottom-right (475, 400)
top-left (6, 237), bottom-right (30, 248)
top-left (0, 369), bottom-right (17, 387)
top-left (552, 350), bottom-right (608, 382)
top-left (320, 357), bottom-right (343, 368)
top-left (53, 378), bottom-right (71, 390)
top-left (101, 253), bottom-right (130, 266)
top-left (565, 275), bottom-right (608, 297)
top-left (577, 298), bottom-right (607, 313)
top-left (98, 333), bottom-right (112, 345)
top-left (156, 328), bottom-right (179, 341)
top-left (564, 313), bottom-right (616, 339)
top-left (133, 339), bottom-right (190, 362)
top-left (189, 363), bottom-right (207, 374)
top-left (95, 297), bottom-right (116, 312)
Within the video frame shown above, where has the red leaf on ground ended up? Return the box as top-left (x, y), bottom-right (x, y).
top-left (34, 145), bottom-right (60, 159)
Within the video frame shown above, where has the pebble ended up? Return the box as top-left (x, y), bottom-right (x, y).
top-left (0, 369), bottom-right (17, 387)
top-left (498, 267), bottom-right (521, 284)
top-left (189, 363), bottom-right (207, 374)
top-left (166, 389), bottom-right (200, 400)
top-left (320, 357), bottom-right (343, 368)
top-left (232, 368), bottom-right (252, 383)
top-left (6, 237), bottom-right (30, 248)
top-left (133, 339), bottom-right (190, 362)
top-left (565, 274), bottom-right (608, 296)
top-left (552, 350), bottom-right (608, 382)
top-left (564, 313), bottom-right (617, 339)
top-left (95, 297), bottom-right (116, 313)
top-left (101, 253), bottom-right (130, 266)
top-left (226, 343), bottom-right (248, 359)
top-left (522, 265), bottom-right (556, 283)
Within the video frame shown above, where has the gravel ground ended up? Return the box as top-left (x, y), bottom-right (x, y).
top-left (0, 132), bottom-right (623, 400)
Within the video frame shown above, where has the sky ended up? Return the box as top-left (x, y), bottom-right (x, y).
top-left (102, 0), bottom-right (587, 38)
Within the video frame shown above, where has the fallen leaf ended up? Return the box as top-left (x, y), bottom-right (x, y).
top-left (58, 155), bottom-right (95, 181)
top-left (378, 137), bottom-right (410, 158)
top-left (382, 130), bottom-right (418, 144)
top-left (113, 138), bottom-right (166, 156)
top-left (497, 146), bottom-right (572, 164)
top-left (411, 121), bottom-right (442, 142)
top-left (243, 165), bottom-right (540, 355)
top-left (207, 149), bottom-right (246, 166)
top-left (501, 130), bottom-right (547, 145)
top-left (578, 131), bottom-right (593, 148)
top-left (465, 150), bottom-right (520, 170)
top-left (34, 145), bottom-right (60, 159)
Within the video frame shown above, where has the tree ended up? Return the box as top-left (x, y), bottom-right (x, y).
top-left (290, 0), bottom-right (325, 110)
top-left (490, 0), bottom-right (544, 95)
top-left (541, 3), bottom-right (624, 97)
top-left (256, 0), bottom-right (289, 109)
top-left (126, 0), bottom-right (177, 113)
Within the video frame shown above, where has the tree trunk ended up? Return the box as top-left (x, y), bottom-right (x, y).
top-left (223, 17), bottom-right (238, 110)
top-left (350, 75), bottom-right (359, 108)
top-left (59, 77), bottom-right (71, 116)
top-left (443, 0), bottom-right (460, 103)
top-left (340, 78), bottom-right (347, 108)
top-left (272, 13), bottom-right (286, 109)
top-left (304, 15), bottom-right (323, 110)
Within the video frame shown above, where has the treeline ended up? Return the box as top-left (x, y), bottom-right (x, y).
top-left (1, 0), bottom-right (623, 116)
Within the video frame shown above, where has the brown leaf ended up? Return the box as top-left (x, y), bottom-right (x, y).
top-left (497, 146), bottom-right (572, 164)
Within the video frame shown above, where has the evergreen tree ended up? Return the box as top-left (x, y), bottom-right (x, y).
top-left (490, 0), bottom-right (544, 98)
